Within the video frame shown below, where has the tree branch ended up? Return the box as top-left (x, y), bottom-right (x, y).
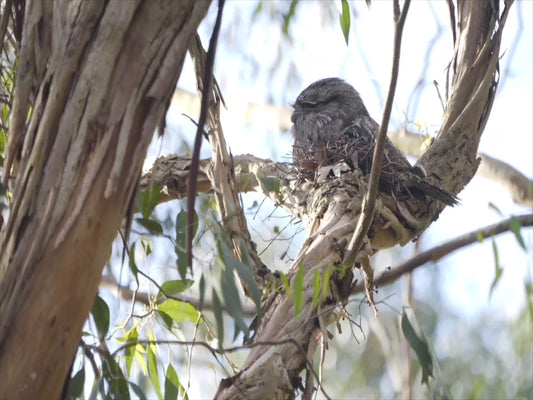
top-left (187, 0), bottom-right (225, 272)
top-left (189, 34), bottom-right (272, 297)
top-left (346, 0), bottom-right (411, 258)
top-left (352, 213), bottom-right (533, 294)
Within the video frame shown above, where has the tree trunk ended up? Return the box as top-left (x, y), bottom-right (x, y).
top-left (0, 1), bottom-right (209, 399)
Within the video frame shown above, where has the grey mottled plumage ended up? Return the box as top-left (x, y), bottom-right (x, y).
top-left (291, 78), bottom-right (458, 206)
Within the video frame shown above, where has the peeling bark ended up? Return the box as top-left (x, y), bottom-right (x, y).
top-left (0, 1), bottom-right (210, 398)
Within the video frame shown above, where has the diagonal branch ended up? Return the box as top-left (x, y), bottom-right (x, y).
top-left (189, 33), bottom-right (271, 295)
top-left (347, 0), bottom-right (411, 258)
top-left (352, 213), bottom-right (533, 294)
top-left (187, 0), bottom-right (225, 272)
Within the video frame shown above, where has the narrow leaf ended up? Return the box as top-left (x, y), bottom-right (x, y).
top-left (339, 0), bottom-right (351, 45)
top-left (321, 268), bottom-right (331, 300)
top-left (125, 327), bottom-right (138, 377)
top-left (128, 242), bottom-right (139, 281)
top-left (293, 263), bottom-right (305, 318)
top-left (164, 365), bottom-right (180, 400)
top-left (489, 239), bottom-right (503, 299)
top-left (525, 281), bottom-right (533, 322)
top-left (147, 342), bottom-right (163, 400)
top-left (130, 382), bottom-right (148, 400)
top-left (281, 273), bottom-right (291, 299)
top-left (509, 217), bottom-right (526, 250)
top-left (212, 289), bottom-right (224, 348)
top-left (157, 279), bottom-right (194, 300)
top-left (136, 218), bottom-right (163, 235)
top-left (219, 258), bottom-right (248, 340)
top-left (488, 202), bottom-right (502, 216)
top-left (138, 184), bottom-right (161, 219)
top-left (175, 210), bottom-right (198, 278)
top-left (401, 309), bottom-right (433, 384)
top-left (199, 274), bottom-right (206, 310)
top-left (91, 295), bottom-right (110, 339)
top-left (312, 269), bottom-right (321, 309)
top-left (103, 354), bottom-right (130, 400)
top-left (67, 367), bottom-right (85, 399)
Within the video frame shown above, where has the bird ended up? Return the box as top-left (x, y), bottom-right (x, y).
top-left (291, 78), bottom-right (458, 207)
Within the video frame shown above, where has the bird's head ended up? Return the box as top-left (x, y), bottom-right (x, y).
top-left (291, 78), bottom-right (370, 125)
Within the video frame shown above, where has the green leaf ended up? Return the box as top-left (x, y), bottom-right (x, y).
top-left (260, 176), bottom-right (281, 193)
top-left (321, 268), bottom-right (331, 301)
top-left (136, 218), bottom-right (163, 235)
top-left (489, 239), bottom-right (503, 299)
top-left (140, 236), bottom-right (154, 256)
top-left (219, 257), bottom-right (248, 341)
top-left (164, 365), bottom-right (183, 400)
top-left (525, 281), bottom-right (533, 323)
top-left (199, 274), bottom-right (206, 310)
top-left (401, 308), bottom-right (433, 384)
top-left (488, 202), bottom-right (502, 216)
top-left (509, 217), bottom-right (526, 250)
top-left (129, 382), bottom-right (148, 400)
top-left (231, 240), bottom-right (262, 311)
top-left (67, 367), bottom-right (85, 399)
top-left (293, 263), bottom-right (305, 318)
top-left (103, 354), bottom-right (130, 400)
top-left (476, 231), bottom-right (484, 242)
top-left (158, 299), bottom-right (201, 323)
top-left (147, 341), bottom-right (163, 400)
top-left (282, 0), bottom-right (300, 37)
top-left (339, 0), bottom-right (351, 45)
top-left (157, 279), bottom-right (194, 300)
top-left (312, 269), bottom-right (321, 309)
top-left (175, 209), bottom-right (199, 279)
top-left (125, 327), bottom-right (138, 377)
top-left (91, 295), bottom-right (110, 339)
top-left (281, 273), bottom-right (291, 299)
top-left (0, 129), bottom-right (6, 154)
top-left (212, 289), bottom-right (224, 348)
top-left (137, 184), bottom-right (161, 219)
top-left (129, 242), bottom-right (139, 281)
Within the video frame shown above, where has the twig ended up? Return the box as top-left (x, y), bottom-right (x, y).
top-left (351, 213), bottom-right (533, 294)
top-left (346, 0), bottom-right (411, 256)
top-left (187, 0), bottom-right (225, 272)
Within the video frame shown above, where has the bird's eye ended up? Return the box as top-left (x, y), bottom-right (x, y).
top-left (299, 100), bottom-right (317, 108)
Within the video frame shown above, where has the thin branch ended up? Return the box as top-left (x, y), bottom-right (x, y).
top-left (187, 0), bottom-right (225, 271)
top-left (351, 213), bottom-right (533, 294)
top-left (346, 0), bottom-right (411, 258)
top-left (99, 274), bottom-right (256, 316)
